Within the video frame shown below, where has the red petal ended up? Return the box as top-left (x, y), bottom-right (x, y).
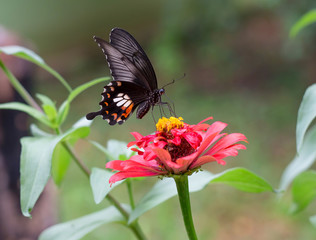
top-left (206, 133), bottom-right (247, 155)
top-left (151, 147), bottom-right (174, 172)
top-left (183, 132), bottom-right (202, 149)
top-left (190, 155), bottom-right (217, 169)
top-left (109, 171), bottom-right (160, 184)
top-left (197, 116), bottom-right (213, 125)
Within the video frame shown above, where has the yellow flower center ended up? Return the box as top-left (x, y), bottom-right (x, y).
top-left (156, 117), bottom-right (184, 132)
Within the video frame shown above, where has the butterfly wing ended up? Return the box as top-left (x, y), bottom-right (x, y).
top-left (93, 36), bottom-right (151, 90)
top-left (87, 29), bottom-right (159, 125)
top-left (86, 80), bottom-right (149, 125)
top-left (109, 28), bottom-right (158, 91)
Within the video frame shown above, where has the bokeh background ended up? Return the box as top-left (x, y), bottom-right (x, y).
top-left (1, 0), bottom-right (316, 239)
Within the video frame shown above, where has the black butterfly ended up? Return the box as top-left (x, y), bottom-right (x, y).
top-left (86, 28), bottom-right (172, 125)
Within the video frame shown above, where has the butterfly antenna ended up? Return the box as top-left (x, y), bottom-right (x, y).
top-left (161, 73), bottom-right (186, 89)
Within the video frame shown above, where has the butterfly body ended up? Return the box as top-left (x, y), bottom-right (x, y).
top-left (86, 28), bottom-right (165, 125)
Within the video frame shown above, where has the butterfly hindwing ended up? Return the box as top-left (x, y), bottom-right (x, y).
top-left (86, 80), bottom-right (149, 125)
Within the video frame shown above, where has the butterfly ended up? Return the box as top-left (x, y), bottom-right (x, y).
top-left (86, 28), bottom-right (172, 125)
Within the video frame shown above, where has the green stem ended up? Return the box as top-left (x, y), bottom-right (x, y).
top-left (174, 175), bottom-right (198, 240)
top-left (106, 194), bottom-right (146, 240)
top-left (126, 179), bottom-right (135, 209)
top-left (62, 142), bottom-right (91, 176)
top-left (0, 59), bottom-right (42, 112)
top-left (39, 62), bottom-right (72, 92)
top-left (57, 131), bottom-right (146, 240)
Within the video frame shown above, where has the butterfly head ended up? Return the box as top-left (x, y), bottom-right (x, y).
top-left (159, 88), bottom-right (165, 95)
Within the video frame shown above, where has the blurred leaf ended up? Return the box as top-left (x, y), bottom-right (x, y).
top-left (0, 102), bottom-right (52, 127)
top-left (89, 140), bottom-right (109, 157)
top-left (36, 94), bottom-right (58, 123)
top-left (30, 124), bottom-right (53, 137)
top-left (57, 77), bottom-right (110, 125)
top-left (90, 168), bottom-right (125, 204)
top-left (20, 136), bottom-right (59, 217)
top-left (20, 124), bottom-right (91, 217)
top-left (0, 45), bottom-right (44, 63)
top-left (290, 171), bottom-right (316, 214)
top-left (72, 117), bottom-right (93, 128)
top-left (279, 124), bottom-right (316, 191)
top-left (51, 143), bottom-right (71, 186)
top-left (290, 10), bottom-right (316, 38)
top-left (128, 170), bottom-right (214, 223)
top-left (310, 215), bottom-right (316, 228)
top-left (38, 206), bottom-right (127, 240)
top-left (106, 139), bottom-right (133, 160)
top-left (68, 77), bottom-right (110, 103)
top-left (0, 45), bottom-right (72, 92)
top-left (209, 168), bottom-right (274, 193)
top-left (90, 139), bottom-right (133, 162)
top-left (129, 168), bottom-right (273, 223)
top-left (51, 118), bottom-right (91, 186)
top-left (296, 84), bottom-right (316, 152)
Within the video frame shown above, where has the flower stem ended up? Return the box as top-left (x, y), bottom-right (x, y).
top-left (126, 179), bottom-right (135, 209)
top-left (174, 175), bottom-right (198, 240)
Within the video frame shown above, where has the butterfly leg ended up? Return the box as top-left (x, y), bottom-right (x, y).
top-left (160, 101), bottom-right (177, 117)
top-left (151, 105), bottom-right (157, 123)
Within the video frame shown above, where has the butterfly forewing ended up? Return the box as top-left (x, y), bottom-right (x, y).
top-left (110, 28), bottom-right (157, 91)
top-left (93, 37), bottom-right (148, 89)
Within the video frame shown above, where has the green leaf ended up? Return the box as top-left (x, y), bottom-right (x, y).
top-left (296, 84), bottom-right (316, 152)
top-left (90, 168), bottom-right (125, 204)
top-left (20, 123), bottom-right (91, 217)
top-left (0, 45), bottom-right (72, 92)
top-left (20, 136), bottom-right (59, 217)
top-left (107, 139), bottom-right (133, 160)
top-left (90, 140), bottom-right (132, 161)
top-left (290, 170), bottom-right (316, 214)
top-left (128, 170), bottom-right (214, 223)
top-left (0, 102), bottom-right (52, 127)
top-left (68, 77), bottom-right (110, 103)
top-left (0, 45), bottom-right (44, 63)
top-left (279, 124), bottom-right (316, 191)
top-left (30, 124), bottom-right (53, 137)
top-left (310, 215), bottom-right (316, 228)
top-left (51, 143), bottom-right (71, 186)
top-left (290, 10), bottom-right (316, 38)
top-left (36, 94), bottom-right (58, 123)
top-left (51, 118), bottom-right (91, 186)
top-left (38, 206), bottom-right (127, 240)
top-left (209, 168), bottom-right (274, 193)
top-left (57, 77), bottom-right (110, 125)
top-left (89, 140), bottom-right (109, 156)
top-left (129, 168), bottom-right (273, 223)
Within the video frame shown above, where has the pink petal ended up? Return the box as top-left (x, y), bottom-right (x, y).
top-left (212, 144), bottom-right (247, 159)
top-left (197, 116), bottom-right (213, 125)
top-left (183, 132), bottom-right (202, 149)
top-left (207, 133), bottom-right (247, 155)
top-left (109, 171), bottom-right (160, 184)
top-left (190, 155), bottom-right (217, 169)
top-left (170, 136), bottom-right (181, 146)
top-left (151, 147), bottom-right (174, 172)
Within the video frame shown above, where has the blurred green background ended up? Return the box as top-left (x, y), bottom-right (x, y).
top-left (1, 0), bottom-right (316, 239)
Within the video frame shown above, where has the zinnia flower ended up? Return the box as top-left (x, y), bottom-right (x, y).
top-left (106, 117), bottom-right (247, 184)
